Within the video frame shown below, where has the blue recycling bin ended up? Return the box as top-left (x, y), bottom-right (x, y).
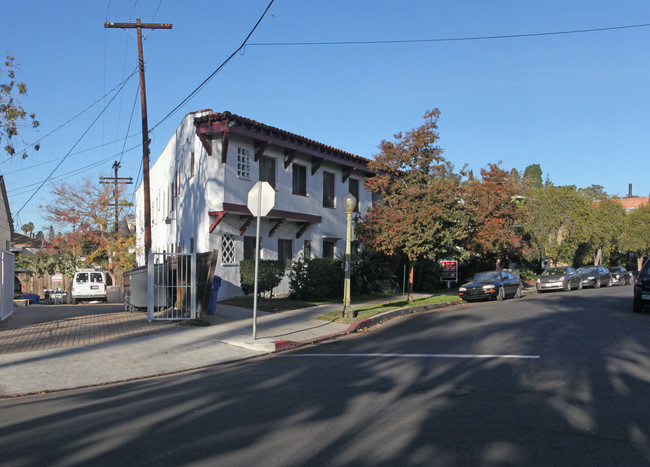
top-left (22, 293), bottom-right (40, 304)
top-left (207, 276), bottom-right (222, 316)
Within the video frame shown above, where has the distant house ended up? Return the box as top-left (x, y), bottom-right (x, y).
top-left (616, 184), bottom-right (649, 212)
top-left (10, 232), bottom-right (44, 257)
top-left (135, 110), bottom-right (374, 300)
top-left (617, 196), bottom-right (649, 212)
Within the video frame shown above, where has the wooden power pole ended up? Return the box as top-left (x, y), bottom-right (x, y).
top-left (99, 161), bottom-right (133, 233)
top-left (104, 18), bottom-right (172, 264)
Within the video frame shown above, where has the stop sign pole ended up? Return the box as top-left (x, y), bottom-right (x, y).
top-left (247, 182), bottom-right (275, 339)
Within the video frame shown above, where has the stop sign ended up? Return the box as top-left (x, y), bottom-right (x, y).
top-left (247, 181), bottom-right (275, 216)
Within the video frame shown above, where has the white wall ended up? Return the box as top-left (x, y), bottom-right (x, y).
top-left (136, 112), bottom-right (372, 300)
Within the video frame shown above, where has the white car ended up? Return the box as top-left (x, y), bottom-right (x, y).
top-left (71, 269), bottom-right (108, 304)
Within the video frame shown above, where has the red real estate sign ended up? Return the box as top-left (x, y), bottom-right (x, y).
top-left (440, 260), bottom-right (458, 281)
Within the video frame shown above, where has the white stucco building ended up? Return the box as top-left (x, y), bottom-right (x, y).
top-left (135, 110), bottom-right (373, 300)
top-left (0, 176), bottom-right (13, 252)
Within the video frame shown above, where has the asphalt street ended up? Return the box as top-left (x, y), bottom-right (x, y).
top-left (1, 285), bottom-right (646, 466)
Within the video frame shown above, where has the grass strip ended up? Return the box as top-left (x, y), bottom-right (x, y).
top-left (317, 294), bottom-right (462, 324)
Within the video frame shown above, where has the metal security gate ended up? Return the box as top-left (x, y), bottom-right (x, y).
top-left (147, 252), bottom-right (196, 322)
top-left (1, 250), bottom-right (15, 321)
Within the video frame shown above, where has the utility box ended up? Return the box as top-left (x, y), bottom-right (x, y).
top-left (123, 265), bottom-right (168, 312)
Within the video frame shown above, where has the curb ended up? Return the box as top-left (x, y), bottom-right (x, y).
top-left (271, 299), bottom-right (461, 352)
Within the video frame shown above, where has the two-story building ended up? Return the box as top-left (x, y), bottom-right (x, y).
top-left (135, 110), bottom-right (373, 300)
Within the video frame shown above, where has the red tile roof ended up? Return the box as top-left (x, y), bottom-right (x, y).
top-left (617, 196), bottom-right (649, 210)
top-left (194, 111), bottom-right (372, 166)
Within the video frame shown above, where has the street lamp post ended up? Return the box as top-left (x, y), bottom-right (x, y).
top-left (342, 193), bottom-right (357, 319)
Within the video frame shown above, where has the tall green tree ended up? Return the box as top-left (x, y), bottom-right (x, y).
top-left (523, 185), bottom-right (591, 266)
top-left (586, 198), bottom-right (626, 265)
top-left (578, 184), bottom-right (608, 203)
top-left (522, 164), bottom-right (543, 191)
top-left (1, 54), bottom-right (39, 159)
top-left (620, 203), bottom-right (650, 270)
top-left (356, 109), bottom-right (466, 301)
top-left (21, 222), bottom-right (34, 238)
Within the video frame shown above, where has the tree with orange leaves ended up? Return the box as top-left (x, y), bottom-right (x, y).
top-left (356, 109), bottom-right (466, 301)
top-left (461, 163), bottom-right (526, 267)
top-left (40, 176), bottom-right (135, 284)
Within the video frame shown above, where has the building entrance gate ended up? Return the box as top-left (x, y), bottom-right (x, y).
top-left (147, 252), bottom-right (196, 322)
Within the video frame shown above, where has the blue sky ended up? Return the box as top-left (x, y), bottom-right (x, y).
top-left (2, 0), bottom-right (649, 233)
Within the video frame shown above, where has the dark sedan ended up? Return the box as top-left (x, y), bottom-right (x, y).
top-left (634, 260), bottom-right (650, 313)
top-left (459, 270), bottom-right (522, 301)
top-left (608, 266), bottom-right (633, 286)
top-left (577, 265), bottom-right (612, 288)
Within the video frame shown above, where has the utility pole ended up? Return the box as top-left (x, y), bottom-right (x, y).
top-left (99, 161), bottom-right (133, 233)
top-left (104, 19), bottom-right (172, 264)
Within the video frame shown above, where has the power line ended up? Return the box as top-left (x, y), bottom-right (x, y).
top-left (13, 73), bottom-right (133, 217)
top-left (3, 134), bottom-right (141, 176)
top-left (1, 68), bottom-right (138, 167)
top-left (118, 85), bottom-right (140, 165)
top-left (6, 145), bottom-right (140, 196)
top-left (151, 0), bottom-right (163, 22)
top-left (150, 0), bottom-right (276, 133)
top-left (247, 22), bottom-right (650, 47)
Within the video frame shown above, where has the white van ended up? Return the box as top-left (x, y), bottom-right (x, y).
top-left (71, 269), bottom-right (108, 304)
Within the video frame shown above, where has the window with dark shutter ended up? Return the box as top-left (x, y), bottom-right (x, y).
top-left (278, 239), bottom-right (293, 269)
top-left (292, 164), bottom-right (306, 196)
top-left (349, 178), bottom-right (359, 212)
top-left (323, 171), bottom-right (335, 208)
top-left (323, 239), bottom-right (336, 259)
top-left (259, 156), bottom-right (276, 189)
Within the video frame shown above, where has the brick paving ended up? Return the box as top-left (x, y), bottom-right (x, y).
top-left (0, 303), bottom-right (179, 354)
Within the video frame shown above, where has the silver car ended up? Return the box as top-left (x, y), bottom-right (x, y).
top-left (536, 266), bottom-right (583, 292)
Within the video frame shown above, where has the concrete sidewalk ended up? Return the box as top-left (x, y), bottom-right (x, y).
top-left (0, 295), bottom-right (459, 397)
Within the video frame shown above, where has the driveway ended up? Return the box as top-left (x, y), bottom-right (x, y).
top-left (0, 303), bottom-right (179, 354)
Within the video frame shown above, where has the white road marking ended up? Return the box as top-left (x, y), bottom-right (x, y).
top-left (280, 353), bottom-right (540, 359)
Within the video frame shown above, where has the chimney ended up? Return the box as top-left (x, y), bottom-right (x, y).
top-left (628, 183), bottom-right (633, 198)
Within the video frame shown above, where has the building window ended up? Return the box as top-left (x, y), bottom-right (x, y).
top-left (349, 178), bottom-right (360, 212)
top-left (323, 171), bottom-right (335, 208)
top-left (190, 151), bottom-right (195, 179)
top-left (278, 239), bottom-right (293, 269)
top-left (244, 236), bottom-right (258, 261)
top-left (190, 238), bottom-right (195, 253)
top-left (303, 240), bottom-right (311, 260)
top-left (237, 147), bottom-right (251, 179)
top-left (292, 164), bottom-right (307, 196)
top-left (323, 239), bottom-right (336, 259)
top-left (259, 156), bottom-right (276, 189)
top-left (222, 234), bottom-right (236, 265)
top-left (170, 181), bottom-right (175, 213)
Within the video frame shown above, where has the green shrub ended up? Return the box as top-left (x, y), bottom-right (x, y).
top-left (240, 259), bottom-right (285, 298)
top-left (519, 269), bottom-right (538, 281)
top-left (413, 258), bottom-right (442, 292)
top-left (289, 256), bottom-right (342, 300)
top-left (351, 248), bottom-right (397, 294)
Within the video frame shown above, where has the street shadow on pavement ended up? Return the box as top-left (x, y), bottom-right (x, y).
top-left (3, 287), bottom-right (650, 465)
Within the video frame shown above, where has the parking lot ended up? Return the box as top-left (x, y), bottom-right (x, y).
top-left (0, 303), bottom-right (179, 354)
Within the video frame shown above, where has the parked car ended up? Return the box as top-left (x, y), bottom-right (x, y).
top-left (577, 265), bottom-right (612, 288)
top-left (536, 266), bottom-right (582, 292)
top-left (608, 266), bottom-right (633, 286)
top-left (633, 260), bottom-right (650, 313)
top-left (459, 270), bottom-right (522, 301)
top-left (71, 269), bottom-right (108, 304)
